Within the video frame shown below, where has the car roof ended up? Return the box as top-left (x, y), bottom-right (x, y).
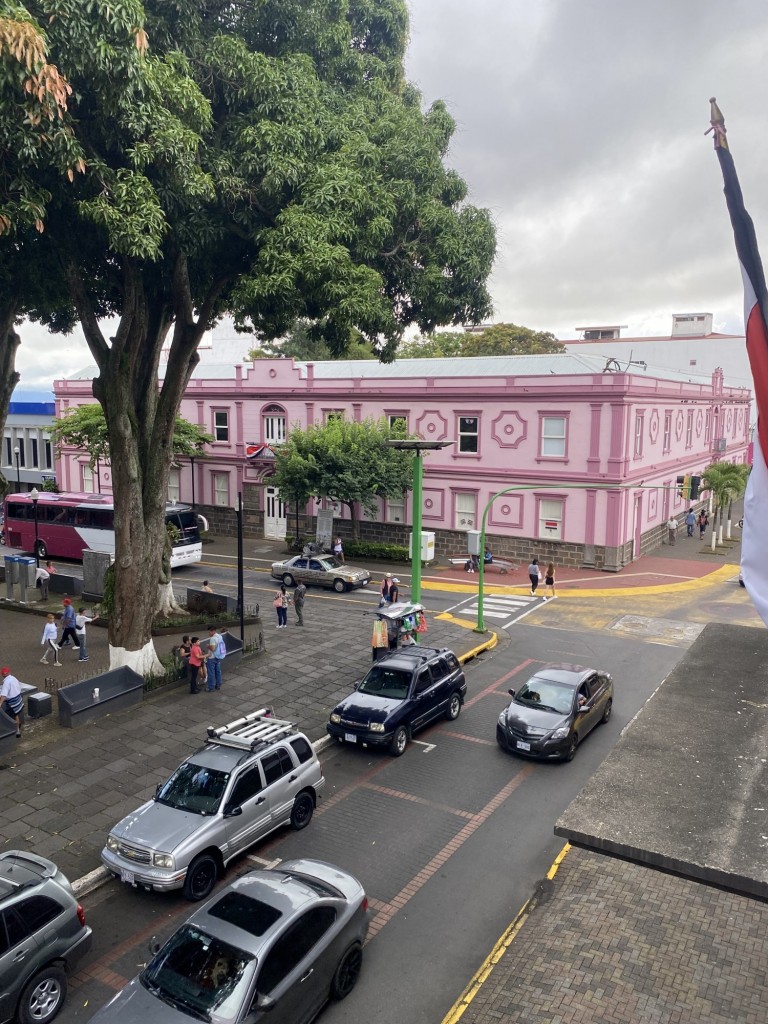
top-left (527, 664), bottom-right (597, 688)
top-left (0, 851), bottom-right (58, 900)
top-left (188, 736), bottom-right (300, 771)
top-left (376, 647), bottom-right (452, 670)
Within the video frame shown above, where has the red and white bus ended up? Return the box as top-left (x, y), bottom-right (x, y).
top-left (3, 492), bottom-right (204, 568)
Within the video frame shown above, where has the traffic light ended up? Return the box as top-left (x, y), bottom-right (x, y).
top-left (676, 475), bottom-right (691, 499)
top-left (689, 475), bottom-right (701, 500)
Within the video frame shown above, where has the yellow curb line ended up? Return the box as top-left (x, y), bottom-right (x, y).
top-left (441, 843), bottom-right (572, 1024)
top-left (456, 629), bottom-right (498, 664)
top-left (422, 563), bottom-right (739, 600)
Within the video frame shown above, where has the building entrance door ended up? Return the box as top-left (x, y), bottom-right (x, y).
top-left (264, 484), bottom-right (286, 539)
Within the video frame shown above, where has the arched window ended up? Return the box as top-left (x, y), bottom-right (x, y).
top-left (262, 404), bottom-right (286, 445)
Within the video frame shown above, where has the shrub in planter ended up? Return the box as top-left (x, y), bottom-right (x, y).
top-left (343, 540), bottom-right (409, 561)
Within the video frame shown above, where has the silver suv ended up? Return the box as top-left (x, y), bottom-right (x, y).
top-left (102, 710), bottom-right (325, 901)
top-left (0, 850), bottom-right (92, 1024)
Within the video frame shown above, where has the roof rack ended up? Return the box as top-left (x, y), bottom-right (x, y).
top-left (206, 708), bottom-right (296, 751)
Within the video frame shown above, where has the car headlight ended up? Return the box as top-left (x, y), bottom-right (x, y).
top-left (106, 834), bottom-right (119, 852)
top-left (153, 853), bottom-right (175, 869)
top-left (330, 713), bottom-right (341, 724)
top-left (498, 711), bottom-right (507, 726)
top-left (369, 722), bottom-right (385, 733)
top-left (549, 726), bottom-right (570, 741)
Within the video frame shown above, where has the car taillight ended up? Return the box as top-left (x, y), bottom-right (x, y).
top-left (362, 896), bottom-right (369, 912)
top-left (77, 904), bottom-right (86, 927)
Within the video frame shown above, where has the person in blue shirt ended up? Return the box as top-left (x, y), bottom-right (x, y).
top-left (685, 509), bottom-right (696, 537)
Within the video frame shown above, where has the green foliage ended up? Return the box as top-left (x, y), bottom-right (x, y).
top-left (41, 478), bottom-right (58, 492)
top-left (700, 462), bottom-right (749, 510)
top-left (342, 539), bottom-right (409, 561)
top-left (396, 331), bottom-right (465, 358)
top-left (248, 320), bottom-right (377, 361)
top-left (271, 418), bottom-right (413, 535)
top-left (399, 324), bottom-right (564, 359)
top-left (101, 562), bottom-right (115, 618)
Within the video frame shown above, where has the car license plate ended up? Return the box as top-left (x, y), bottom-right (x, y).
top-left (344, 732), bottom-right (357, 743)
top-left (120, 868), bottom-right (135, 884)
top-left (516, 741), bottom-right (531, 752)
top-left (361, 580), bottom-right (369, 586)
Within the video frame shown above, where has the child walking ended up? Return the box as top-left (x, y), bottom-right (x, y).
top-left (40, 613), bottom-right (62, 665)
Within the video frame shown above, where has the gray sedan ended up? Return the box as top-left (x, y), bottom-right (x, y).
top-left (89, 859), bottom-right (369, 1024)
top-left (270, 555), bottom-right (371, 592)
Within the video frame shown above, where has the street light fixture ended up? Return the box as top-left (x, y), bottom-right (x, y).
top-left (30, 487), bottom-right (40, 567)
top-left (190, 455), bottom-right (196, 508)
top-left (383, 439), bottom-right (453, 605)
top-left (13, 446), bottom-right (20, 490)
top-left (234, 491), bottom-right (245, 641)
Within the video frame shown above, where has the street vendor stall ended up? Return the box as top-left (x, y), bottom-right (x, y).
top-left (369, 601), bottom-right (427, 661)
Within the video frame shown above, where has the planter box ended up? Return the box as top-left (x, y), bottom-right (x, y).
top-left (57, 667), bottom-right (144, 728)
top-left (220, 629), bottom-right (244, 669)
top-left (48, 573), bottom-right (84, 597)
top-left (0, 707), bottom-right (18, 756)
top-left (186, 588), bottom-right (238, 616)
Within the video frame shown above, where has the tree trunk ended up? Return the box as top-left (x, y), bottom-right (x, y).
top-left (726, 499), bottom-right (733, 541)
top-left (348, 503), bottom-right (360, 540)
top-left (0, 305), bottom-right (21, 496)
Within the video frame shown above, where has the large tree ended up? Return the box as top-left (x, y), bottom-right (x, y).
top-left (270, 418), bottom-right (412, 539)
top-left (5, 0), bottom-right (495, 673)
top-left (398, 323), bottom-right (564, 359)
top-left (247, 319), bottom-right (376, 362)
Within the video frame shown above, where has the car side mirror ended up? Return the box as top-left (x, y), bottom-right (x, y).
top-left (155, 783), bottom-right (162, 799)
top-left (577, 705), bottom-right (588, 713)
top-left (353, 680), bottom-right (361, 690)
top-left (148, 937), bottom-right (161, 956)
top-left (224, 805), bottom-right (242, 818)
top-left (254, 993), bottom-right (276, 1013)
top-left (508, 688), bottom-right (515, 697)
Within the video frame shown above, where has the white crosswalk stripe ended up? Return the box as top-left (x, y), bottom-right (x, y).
top-left (458, 593), bottom-right (544, 627)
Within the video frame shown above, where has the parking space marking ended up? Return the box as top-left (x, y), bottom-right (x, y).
top-left (363, 782), bottom-right (476, 820)
top-left (412, 740), bottom-right (436, 753)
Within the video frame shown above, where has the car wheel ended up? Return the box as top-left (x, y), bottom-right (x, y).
top-left (18, 965), bottom-right (66, 1024)
top-left (183, 853), bottom-right (218, 901)
top-left (445, 692), bottom-right (462, 721)
top-left (333, 578), bottom-right (346, 593)
top-left (290, 792), bottom-right (314, 830)
top-left (330, 943), bottom-right (363, 1000)
top-left (282, 573), bottom-right (295, 587)
top-left (35, 539), bottom-right (48, 560)
top-left (564, 735), bottom-right (578, 762)
top-left (389, 725), bottom-right (408, 757)
top-left (600, 698), bottom-right (613, 724)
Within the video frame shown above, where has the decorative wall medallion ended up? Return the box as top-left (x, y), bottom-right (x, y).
top-left (649, 409), bottom-right (659, 444)
top-left (415, 411), bottom-right (448, 440)
top-left (490, 410), bottom-right (527, 448)
top-left (675, 410), bottom-right (684, 440)
top-left (695, 410), bottom-right (703, 435)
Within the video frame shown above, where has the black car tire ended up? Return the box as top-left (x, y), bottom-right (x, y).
top-left (564, 735), bottom-right (578, 762)
top-left (183, 853), bottom-right (218, 901)
top-left (330, 943), bottom-right (363, 1000)
top-left (600, 698), bottom-right (613, 724)
top-left (282, 573), bottom-right (295, 587)
top-left (19, 965), bottom-right (67, 1024)
top-left (35, 539), bottom-right (48, 560)
top-left (389, 725), bottom-right (408, 757)
top-left (290, 792), bottom-right (314, 830)
top-left (333, 578), bottom-right (346, 593)
top-left (445, 692), bottom-right (462, 721)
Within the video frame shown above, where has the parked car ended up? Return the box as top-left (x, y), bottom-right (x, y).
top-left (89, 859), bottom-right (368, 1024)
top-left (327, 646), bottom-right (466, 756)
top-left (0, 850), bottom-right (92, 1024)
top-left (270, 555), bottom-right (370, 592)
top-left (496, 664), bottom-right (613, 762)
top-left (102, 710), bottom-right (325, 901)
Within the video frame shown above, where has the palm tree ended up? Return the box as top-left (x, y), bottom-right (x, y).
top-left (700, 462), bottom-right (749, 549)
top-left (722, 463), bottom-right (750, 539)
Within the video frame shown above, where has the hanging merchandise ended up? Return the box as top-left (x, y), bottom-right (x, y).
top-left (372, 619), bottom-right (389, 648)
top-left (415, 611), bottom-right (427, 634)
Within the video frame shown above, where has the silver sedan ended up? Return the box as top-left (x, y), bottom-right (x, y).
top-left (270, 555), bottom-right (371, 592)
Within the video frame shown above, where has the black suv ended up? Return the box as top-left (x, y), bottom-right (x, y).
top-left (327, 646), bottom-right (467, 756)
top-left (0, 850), bottom-right (92, 1024)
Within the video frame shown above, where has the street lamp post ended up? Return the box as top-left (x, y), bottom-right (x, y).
top-left (384, 440), bottom-right (452, 605)
top-left (13, 446), bottom-right (20, 490)
top-left (30, 487), bottom-right (40, 567)
top-left (235, 492), bottom-right (245, 641)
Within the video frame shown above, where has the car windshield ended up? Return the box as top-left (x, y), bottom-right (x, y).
top-left (156, 763), bottom-right (229, 815)
top-left (321, 556), bottom-right (342, 569)
top-left (141, 925), bottom-right (255, 1024)
top-left (514, 678), bottom-right (575, 715)
top-left (358, 666), bottom-right (412, 700)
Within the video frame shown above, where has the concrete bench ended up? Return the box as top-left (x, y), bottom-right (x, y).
top-left (57, 667), bottom-right (144, 728)
top-left (0, 708), bottom-right (18, 757)
top-left (219, 629), bottom-right (244, 668)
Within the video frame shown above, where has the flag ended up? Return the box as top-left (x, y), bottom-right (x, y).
top-left (709, 98), bottom-right (768, 627)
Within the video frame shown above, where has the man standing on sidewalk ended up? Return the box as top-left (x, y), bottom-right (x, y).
top-left (685, 509), bottom-right (696, 537)
top-left (666, 516), bottom-right (679, 545)
top-left (293, 582), bottom-right (306, 626)
top-left (205, 625), bottom-right (224, 690)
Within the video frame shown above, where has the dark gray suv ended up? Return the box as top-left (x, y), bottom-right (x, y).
top-left (0, 850), bottom-right (92, 1024)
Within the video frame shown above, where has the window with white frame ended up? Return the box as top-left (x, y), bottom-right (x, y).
top-left (213, 410), bottom-right (229, 442)
top-left (686, 410), bottom-right (693, 448)
top-left (3, 437), bottom-right (10, 466)
top-left (168, 468), bottom-right (181, 503)
top-left (44, 440), bottom-right (52, 469)
top-left (540, 416), bottom-right (566, 457)
top-left (454, 492), bottom-right (476, 531)
top-left (17, 440), bottom-right (25, 467)
top-left (82, 464), bottom-right (95, 493)
top-left (213, 472), bottom-right (229, 507)
top-left (663, 411), bottom-right (672, 452)
top-left (362, 498), bottom-right (381, 521)
top-left (458, 416), bottom-right (479, 454)
top-left (705, 410), bottom-right (711, 444)
top-left (386, 495), bottom-right (405, 524)
top-left (634, 413), bottom-right (644, 457)
top-left (30, 438), bottom-right (39, 467)
top-left (538, 498), bottom-right (564, 541)
top-left (263, 404), bottom-right (286, 445)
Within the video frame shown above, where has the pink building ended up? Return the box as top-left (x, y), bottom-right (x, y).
top-left (54, 352), bottom-right (750, 570)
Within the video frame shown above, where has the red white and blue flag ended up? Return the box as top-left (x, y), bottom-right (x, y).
top-left (709, 98), bottom-right (768, 627)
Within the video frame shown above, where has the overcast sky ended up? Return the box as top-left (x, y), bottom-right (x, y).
top-left (16, 0), bottom-right (768, 389)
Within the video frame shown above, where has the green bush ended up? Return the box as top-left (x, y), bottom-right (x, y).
top-left (343, 540), bottom-right (410, 561)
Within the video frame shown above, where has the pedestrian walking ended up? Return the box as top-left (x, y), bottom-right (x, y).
top-left (666, 516), bottom-right (679, 545)
top-left (75, 608), bottom-right (98, 662)
top-left (685, 509), bottom-right (696, 537)
top-left (543, 562), bottom-right (557, 600)
top-left (388, 578), bottom-right (400, 604)
top-left (205, 624), bottom-right (225, 690)
top-left (293, 581), bottom-right (307, 625)
top-left (0, 667), bottom-right (24, 738)
top-left (528, 558), bottom-right (542, 596)
top-left (35, 565), bottom-right (50, 600)
top-left (187, 636), bottom-right (205, 693)
top-left (333, 536), bottom-right (344, 563)
top-left (698, 510), bottom-right (709, 539)
top-left (380, 573), bottom-right (392, 605)
top-left (273, 586), bottom-right (289, 628)
top-left (59, 598), bottom-right (80, 649)
top-left (40, 613), bottom-right (61, 665)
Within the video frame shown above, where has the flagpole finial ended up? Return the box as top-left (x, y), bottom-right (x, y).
top-left (706, 96), bottom-right (728, 149)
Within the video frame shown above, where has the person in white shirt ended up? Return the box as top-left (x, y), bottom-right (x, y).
top-left (0, 667), bottom-right (24, 737)
top-left (666, 516), bottom-right (679, 545)
top-left (75, 608), bottom-right (98, 663)
top-left (40, 613), bottom-right (61, 666)
top-left (35, 566), bottom-right (50, 600)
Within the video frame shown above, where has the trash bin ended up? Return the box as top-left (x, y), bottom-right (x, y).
top-left (4, 555), bottom-right (20, 600)
top-left (17, 556), bottom-right (35, 599)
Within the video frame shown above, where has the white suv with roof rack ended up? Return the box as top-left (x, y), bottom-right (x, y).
top-left (101, 710), bottom-right (325, 901)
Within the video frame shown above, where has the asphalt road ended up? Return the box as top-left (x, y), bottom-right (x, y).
top-left (58, 617), bottom-right (681, 1023)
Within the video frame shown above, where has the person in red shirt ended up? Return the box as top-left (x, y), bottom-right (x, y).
top-left (187, 637), bottom-right (205, 694)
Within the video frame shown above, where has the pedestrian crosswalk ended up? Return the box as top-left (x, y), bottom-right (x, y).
top-left (449, 592), bottom-right (545, 628)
